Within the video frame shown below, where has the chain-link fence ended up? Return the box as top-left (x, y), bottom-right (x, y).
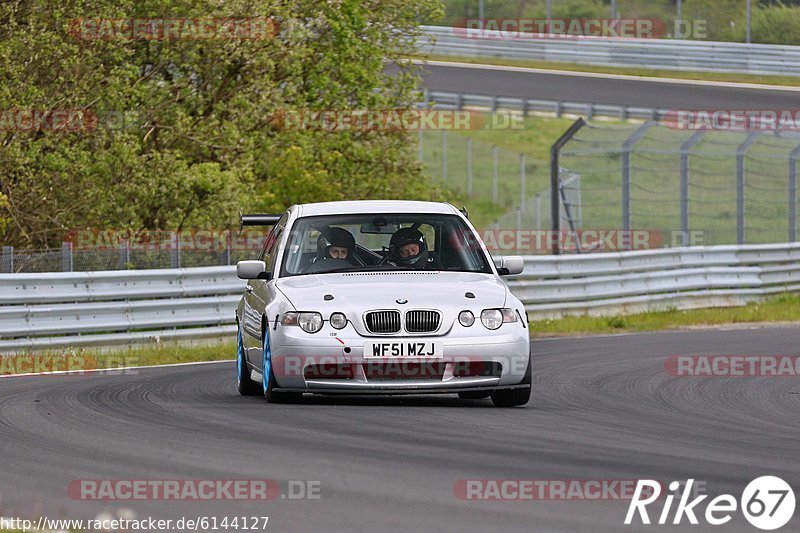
top-left (555, 121), bottom-right (800, 248)
top-left (419, 129), bottom-right (551, 225)
top-left (1, 237), bottom-right (261, 274)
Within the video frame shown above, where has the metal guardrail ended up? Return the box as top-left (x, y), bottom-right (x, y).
top-left (0, 267), bottom-right (241, 351)
top-left (424, 89), bottom-right (665, 123)
top-left (509, 243), bottom-right (800, 316)
top-left (421, 25), bottom-right (800, 77)
top-left (2, 243), bottom-right (800, 351)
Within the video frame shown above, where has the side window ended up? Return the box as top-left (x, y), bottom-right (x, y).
top-left (259, 213), bottom-right (288, 272)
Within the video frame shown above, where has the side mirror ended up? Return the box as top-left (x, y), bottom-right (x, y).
top-left (498, 256), bottom-right (524, 276)
top-left (237, 260), bottom-right (270, 280)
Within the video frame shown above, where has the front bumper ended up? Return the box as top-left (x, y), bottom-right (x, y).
top-left (272, 384), bottom-right (530, 396)
top-left (264, 323), bottom-right (530, 392)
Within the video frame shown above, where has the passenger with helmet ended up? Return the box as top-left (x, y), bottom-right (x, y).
top-left (388, 227), bottom-right (442, 270)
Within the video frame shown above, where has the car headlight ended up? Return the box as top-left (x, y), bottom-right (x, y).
top-left (329, 312), bottom-right (347, 329)
top-left (458, 310), bottom-right (475, 327)
top-left (480, 308), bottom-right (517, 330)
top-left (282, 312), bottom-right (323, 333)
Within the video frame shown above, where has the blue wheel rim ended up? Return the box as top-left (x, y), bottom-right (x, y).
top-left (262, 330), bottom-right (272, 392)
top-left (236, 326), bottom-right (243, 385)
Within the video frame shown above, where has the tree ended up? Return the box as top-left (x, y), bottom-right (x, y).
top-left (0, 0), bottom-right (443, 248)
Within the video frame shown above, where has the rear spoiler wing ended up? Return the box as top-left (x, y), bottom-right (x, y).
top-left (239, 213), bottom-right (282, 232)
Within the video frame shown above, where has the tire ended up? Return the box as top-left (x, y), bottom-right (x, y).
top-left (262, 328), bottom-right (302, 404)
top-left (237, 325), bottom-right (261, 396)
top-left (458, 391), bottom-right (491, 400)
top-left (491, 355), bottom-right (532, 407)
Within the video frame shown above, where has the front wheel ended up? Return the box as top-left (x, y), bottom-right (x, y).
top-left (262, 328), bottom-right (302, 404)
top-left (491, 355), bottom-right (532, 407)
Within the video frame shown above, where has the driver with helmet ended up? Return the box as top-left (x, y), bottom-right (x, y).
top-left (388, 227), bottom-right (442, 270)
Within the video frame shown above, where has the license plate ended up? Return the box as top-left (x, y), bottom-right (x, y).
top-left (364, 341), bottom-right (443, 359)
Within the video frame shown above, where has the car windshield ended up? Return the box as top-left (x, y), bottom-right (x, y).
top-left (279, 213), bottom-right (494, 277)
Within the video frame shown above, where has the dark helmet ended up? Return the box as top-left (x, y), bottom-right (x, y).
top-left (389, 227), bottom-right (429, 266)
top-left (322, 227), bottom-right (355, 258)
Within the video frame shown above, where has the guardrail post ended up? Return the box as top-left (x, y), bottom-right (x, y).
top-left (491, 96), bottom-right (498, 113)
top-left (736, 132), bottom-right (761, 245)
top-left (456, 92), bottom-right (463, 110)
top-left (550, 118), bottom-right (586, 255)
top-left (1, 246), bottom-right (12, 273)
top-left (466, 137), bottom-right (473, 198)
top-left (621, 123), bottom-right (655, 245)
top-left (441, 130), bottom-right (447, 182)
top-left (790, 143), bottom-right (800, 242)
top-left (522, 99), bottom-right (529, 118)
top-left (61, 242), bottom-right (73, 272)
top-left (226, 231), bottom-right (233, 266)
top-left (680, 131), bottom-right (705, 242)
top-left (491, 144), bottom-right (498, 204)
top-left (586, 103), bottom-right (594, 120)
top-left (554, 101), bottom-right (562, 118)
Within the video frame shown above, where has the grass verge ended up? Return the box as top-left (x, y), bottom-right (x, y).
top-left (531, 294), bottom-right (800, 337)
top-left (417, 54), bottom-right (800, 87)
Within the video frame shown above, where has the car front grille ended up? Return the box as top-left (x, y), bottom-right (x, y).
top-left (364, 310), bottom-right (401, 334)
top-left (405, 310), bottom-right (441, 333)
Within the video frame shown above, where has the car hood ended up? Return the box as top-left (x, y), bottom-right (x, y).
top-left (275, 271), bottom-right (508, 311)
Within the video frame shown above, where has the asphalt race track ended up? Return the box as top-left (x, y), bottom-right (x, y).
top-left (1, 327), bottom-right (798, 532)
top-left (415, 61), bottom-right (800, 110)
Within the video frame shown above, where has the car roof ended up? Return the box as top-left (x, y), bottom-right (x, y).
top-left (295, 200), bottom-right (460, 217)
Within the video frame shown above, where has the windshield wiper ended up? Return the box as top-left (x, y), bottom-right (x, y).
top-left (320, 264), bottom-right (402, 274)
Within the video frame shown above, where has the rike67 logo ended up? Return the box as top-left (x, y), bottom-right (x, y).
top-left (625, 477), bottom-right (795, 530)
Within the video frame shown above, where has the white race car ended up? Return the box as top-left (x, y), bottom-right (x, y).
top-left (235, 200), bottom-right (531, 407)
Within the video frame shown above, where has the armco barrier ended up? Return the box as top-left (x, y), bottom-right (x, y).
top-left (0, 266), bottom-right (241, 351)
top-left (420, 25), bottom-right (800, 77)
top-left (2, 243), bottom-right (800, 351)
